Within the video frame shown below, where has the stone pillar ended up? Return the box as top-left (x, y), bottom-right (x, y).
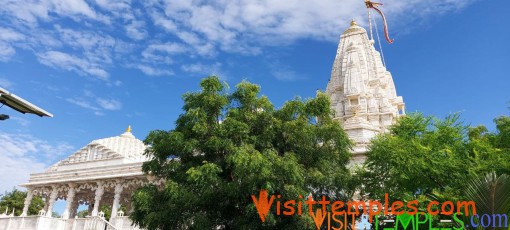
top-left (21, 188), bottom-right (34, 216)
top-left (46, 186), bottom-right (58, 217)
top-left (43, 199), bottom-right (49, 212)
top-left (91, 182), bottom-right (104, 216)
top-left (62, 184), bottom-right (76, 219)
top-left (110, 182), bottom-right (123, 218)
top-left (70, 199), bottom-right (79, 218)
top-left (43, 193), bottom-right (49, 212)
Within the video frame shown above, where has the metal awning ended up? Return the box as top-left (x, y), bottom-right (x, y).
top-left (0, 87), bottom-right (53, 117)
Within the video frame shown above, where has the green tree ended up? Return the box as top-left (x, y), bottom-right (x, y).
top-left (494, 116), bottom-right (510, 149)
top-left (358, 112), bottom-right (510, 201)
top-left (77, 210), bottom-right (88, 218)
top-left (100, 204), bottom-right (112, 220)
top-left (0, 188), bottom-right (44, 216)
top-left (357, 113), bottom-right (475, 200)
top-left (131, 76), bottom-right (353, 229)
top-left (465, 115), bottom-right (510, 177)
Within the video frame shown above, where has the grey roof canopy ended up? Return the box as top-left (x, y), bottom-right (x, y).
top-left (0, 87), bottom-right (53, 117)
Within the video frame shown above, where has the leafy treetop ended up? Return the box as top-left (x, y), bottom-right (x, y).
top-left (131, 76), bottom-right (353, 230)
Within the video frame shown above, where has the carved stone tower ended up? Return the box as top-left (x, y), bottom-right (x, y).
top-left (326, 20), bottom-right (405, 164)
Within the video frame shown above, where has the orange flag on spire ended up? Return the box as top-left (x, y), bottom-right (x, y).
top-left (365, 0), bottom-right (394, 44)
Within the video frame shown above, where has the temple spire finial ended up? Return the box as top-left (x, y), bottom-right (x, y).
top-left (121, 125), bottom-right (135, 138)
top-left (350, 19), bottom-right (357, 26)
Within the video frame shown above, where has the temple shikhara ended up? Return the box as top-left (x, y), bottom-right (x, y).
top-left (0, 20), bottom-right (404, 230)
top-left (326, 20), bottom-right (405, 164)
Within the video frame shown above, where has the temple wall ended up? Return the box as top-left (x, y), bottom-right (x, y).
top-left (346, 128), bottom-right (378, 143)
top-left (0, 216), bottom-right (66, 230)
top-left (111, 216), bottom-right (142, 230)
top-left (0, 216), bottom-right (141, 230)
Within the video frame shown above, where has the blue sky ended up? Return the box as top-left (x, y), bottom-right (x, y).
top-left (0, 0), bottom-right (509, 204)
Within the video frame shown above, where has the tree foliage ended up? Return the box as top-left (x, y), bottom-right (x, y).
top-left (0, 188), bottom-right (44, 216)
top-left (357, 113), bottom-right (472, 200)
top-left (77, 210), bottom-right (88, 218)
top-left (468, 116), bottom-right (510, 176)
top-left (357, 112), bottom-right (510, 201)
top-left (131, 76), bottom-right (353, 229)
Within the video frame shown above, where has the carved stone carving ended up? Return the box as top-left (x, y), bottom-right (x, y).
top-left (326, 20), bottom-right (405, 164)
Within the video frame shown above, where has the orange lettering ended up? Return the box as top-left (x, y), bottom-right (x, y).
top-left (311, 208), bottom-right (328, 230)
top-left (441, 201), bottom-right (454, 215)
top-left (332, 214), bottom-right (344, 230)
top-left (368, 200), bottom-right (382, 223)
top-left (283, 200), bottom-right (295, 216)
top-left (391, 201), bottom-right (405, 215)
top-left (332, 201), bottom-right (345, 215)
top-left (406, 200), bottom-right (418, 216)
top-left (427, 201), bottom-right (439, 216)
top-left (306, 196), bottom-right (317, 216)
top-left (251, 190), bottom-right (274, 222)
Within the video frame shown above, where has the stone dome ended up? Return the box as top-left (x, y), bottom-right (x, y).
top-left (47, 126), bottom-right (148, 171)
top-left (342, 19), bottom-right (367, 35)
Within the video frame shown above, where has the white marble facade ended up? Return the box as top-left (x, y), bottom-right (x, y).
top-left (0, 21), bottom-right (406, 230)
top-left (326, 20), bottom-right (405, 164)
top-left (0, 127), bottom-right (162, 230)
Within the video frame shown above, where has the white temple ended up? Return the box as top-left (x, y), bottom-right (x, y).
top-left (326, 20), bottom-right (405, 164)
top-left (0, 20), bottom-right (406, 230)
top-left (0, 127), bottom-right (162, 230)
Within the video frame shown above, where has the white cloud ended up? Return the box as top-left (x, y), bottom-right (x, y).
top-left (1, 0), bottom-right (105, 26)
top-left (66, 91), bottom-right (123, 113)
top-left (1, 1), bottom-right (50, 25)
top-left (0, 27), bottom-right (26, 62)
top-left (175, 31), bottom-right (216, 56)
top-left (107, 80), bottom-right (123, 87)
top-left (50, 0), bottom-right (99, 19)
top-left (148, 0), bottom-right (350, 49)
top-left (0, 155), bottom-right (45, 193)
top-left (24, 31), bottom-right (63, 50)
top-left (0, 132), bottom-right (73, 193)
top-left (0, 43), bottom-right (16, 62)
top-left (66, 98), bottom-right (100, 111)
top-left (268, 60), bottom-right (306, 81)
top-left (0, 78), bottom-right (13, 88)
top-left (272, 69), bottom-right (305, 82)
top-left (96, 98), bottom-right (122, 110)
top-left (94, 111), bottom-right (105, 116)
top-left (134, 64), bottom-right (173, 76)
top-left (141, 42), bottom-right (187, 64)
top-left (3, 0), bottom-right (476, 49)
top-left (94, 0), bottom-right (131, 11)
top-left (125, 20), bottom-right (148, 40)
top-left (181, 62), bottom-right (223, 77)
top-left (37, 51), bottom-right (109, 80)
top-left (0, 0), bottom-right (477, 79)
top-left (83, 90), bottom-right (95, 97)
top-left (9, 117), bottom-right (31, 127)
top-left (0, 27), bottom-right (25, 42)
top-left (55, 26), bottom-right (115, 51)
top-left (149, 11), bottom-right (177, 32)
top-left (146, 0), bottom-right (475, 50)
top-left (54, 25), bottom-right (117, 67)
